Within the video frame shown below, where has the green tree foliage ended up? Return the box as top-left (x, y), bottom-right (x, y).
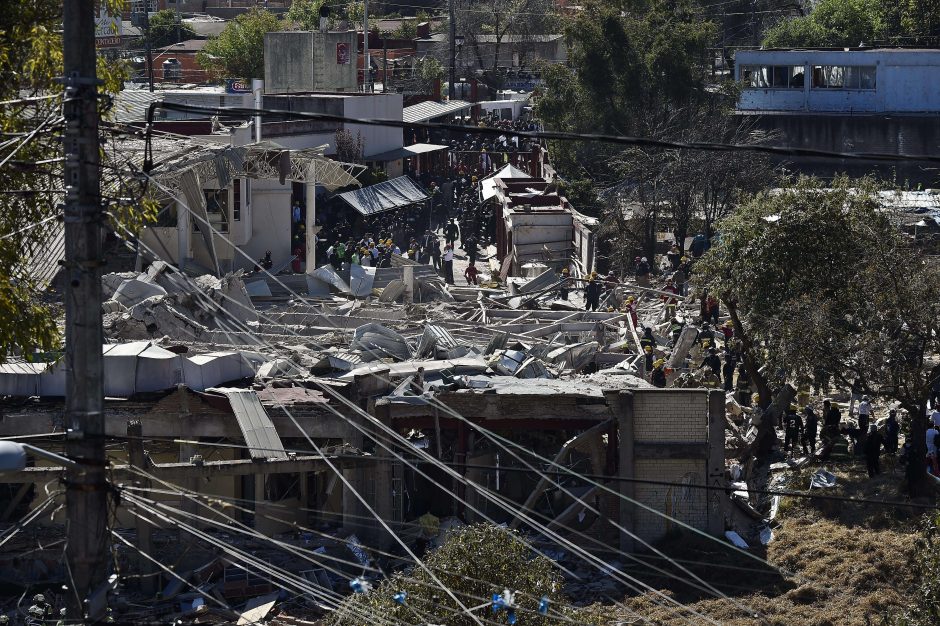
top-left (763, 0), bottom-right (940, 47)
top-left (334, 524), bottom-right (562, 626)
top-left (0, 1), bottom-right (156, 360)
top-left (535, 0), bottom-right (714, 179)
top-left (143, 9), bottom-right (195, 48)
top-left (284, 0), bottom-right (328, 30)
top-left (694, 176), bottom-right (940, 494)
top-left (197, 8), bottom-right (281, 80)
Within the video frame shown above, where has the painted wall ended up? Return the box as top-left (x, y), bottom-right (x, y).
top-left (736, 49), bottom-right (940, 113)
top-left (264, 31), bottom-right (358, 94)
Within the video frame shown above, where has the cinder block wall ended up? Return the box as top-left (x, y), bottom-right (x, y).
top-left (610, 389), bottom-right (724, 551)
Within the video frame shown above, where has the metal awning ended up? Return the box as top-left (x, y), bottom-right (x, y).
top-left (337, 176), bottom-right (429, 216)
top-left (403, 100), bottom-right (474, 124)
top-left (368, 143), bottom-right (450, 162)
top-left (209, 387), bottom-right (288, 460)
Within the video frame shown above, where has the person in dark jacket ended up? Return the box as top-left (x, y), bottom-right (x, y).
top-left (884, 409), bottom-right (900, 454)
top-left (701, 347), bottom-right (722, 382)
top-left (640, 327), bottom-right (656, 352)
top-left (804, 406), bottom-right (819, 454)
top-left (722, 348), bottom-right (737, 392)
top-left (864, 424), bottom-right (883, 477)
top-left (784, 405), bottom-right (806, 455)
top-left (585, 278), bottom-right (602, 311)
top-left (651, 359), bottom-right (667, 388)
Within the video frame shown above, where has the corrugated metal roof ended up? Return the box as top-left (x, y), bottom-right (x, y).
top-left (24, 220), bottom-right (64, 289)
top-left (403, 100), bottom-right (474, 124)
top-left (210, 387), bottom-right (288, 460)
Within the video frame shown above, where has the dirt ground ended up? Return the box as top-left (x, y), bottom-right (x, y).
top-left (574, 456), bottom-right (924, 626)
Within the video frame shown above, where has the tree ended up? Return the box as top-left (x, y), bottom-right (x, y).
top-left (0, 1), bottom-right (156, 360)
top-left (763, 0), bottom-right (883, 47)
top-left (694, 176), bottom-right (940, 496)
top-left (284, 0), bottom-right (330, 30)
top-left (762, 0), bottom-right (940, 47)
top-left (196, 8), bottom-right (281, 80)
top-left (334, 524), bottom-right (563, 626)
top-left (142, 9), bottom-right (195, 48)
top-left (334, 129), bottom-right (364, 163)
top-left (450, 0), bottom-right (558, 89)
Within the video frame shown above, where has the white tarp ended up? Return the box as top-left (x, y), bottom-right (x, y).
top-left (480, 164), bottom-right (530, 201)
top-left (337, 176), bottom-right (428, 216)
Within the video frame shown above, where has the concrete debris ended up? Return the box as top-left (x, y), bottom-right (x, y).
top-left (111, 278), bottom-right (168, 307)
top-left (351, 323), bottom-right (414, 361)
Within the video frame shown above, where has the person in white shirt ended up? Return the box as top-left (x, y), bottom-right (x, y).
top-left (442, 244), bottom-right (454, 284)
top-left (931, 407), bottom-right (940, 430)
top-left (857, 395), bottom-right (872, 432)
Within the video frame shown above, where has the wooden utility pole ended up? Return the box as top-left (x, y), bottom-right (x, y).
top-left (63, 0), bottom-right (110, 620)
top-left (449, 0), bottom-right (457, 99)
top-left (126, 421), bottom-right (155, 596)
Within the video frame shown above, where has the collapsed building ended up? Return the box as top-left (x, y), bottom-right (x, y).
top-left (0, 237), bottom-right (777, 620)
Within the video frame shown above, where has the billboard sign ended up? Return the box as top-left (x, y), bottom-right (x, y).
top-left (95, 7), bottom-right (122, 48)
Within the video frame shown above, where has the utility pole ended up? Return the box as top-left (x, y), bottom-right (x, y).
top-left (363, 0), bottom-right (371, 92)
top-left (449, 0), bottom-right (457, 99)
top-left (145, 9), bottom-right (155, 92)
top-left (63, 0), bottom-right (109, 621)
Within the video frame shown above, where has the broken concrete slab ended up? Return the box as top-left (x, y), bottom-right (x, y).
top-left (111, 278), bottom-right (168, 307)
top-left (350, 323), bottom-right (413, 362)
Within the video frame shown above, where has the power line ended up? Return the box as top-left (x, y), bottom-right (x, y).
top-left (148, 101), bottom-right (940, 164)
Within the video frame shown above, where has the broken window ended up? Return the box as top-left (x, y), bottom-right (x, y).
top-left (740, 65), bottom-right (804, 88)
top-left (812, 65), bottom-right (876, 89)
top-left (154, 200), bottom-right (177, 227)
top-left (201, 188), bottom-right (229, 233)
top-left (233, 179), bottom-right (242, 222)
top-left (265, 473), bottom-right (300, 502)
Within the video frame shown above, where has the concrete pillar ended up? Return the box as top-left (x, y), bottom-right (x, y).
top-left (707, 390), bottom-right (729, 536)
top-left (403, 265), bottom-right (414, 303)
top-left (305, 165), bottom-right (317, 275)
top-left (605, 390), bottom-right (636, 553)
top-left (177, 200), bottom-right (190, 271)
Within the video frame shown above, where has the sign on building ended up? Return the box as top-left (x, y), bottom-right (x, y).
top-left (336, 42), bottom-right (350, 65)
top-left (95, 7), bottom-right (122, 48)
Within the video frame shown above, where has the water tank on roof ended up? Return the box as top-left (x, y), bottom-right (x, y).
top-left (162, 58), bottom-right (182, 81)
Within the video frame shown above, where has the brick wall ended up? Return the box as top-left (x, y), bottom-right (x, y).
top-left (632, 390), bottom-right (708, 443)
top-left (633, 458), bottom-right (708, 544)
top-left (618, 389), bottom-right (718, 548)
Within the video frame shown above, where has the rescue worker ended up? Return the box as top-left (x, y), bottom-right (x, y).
top-left (559, 267), bottom-right (570, 300)
top-left (651, 359), bottom-right (667, 388)
top-left (445, 219), bottom-right (459, 245)
top-left (701, 366), bottom-right (720, 388)
top-left (639, 327), bottom-right (655, 352)
top-left (721, 347), bottom-right (737, 392)
top-left (698, 322), bottom-right (715, 350)
top-left (720, 319), bottom-right (734, 340)
top-left (623, 295), bottom-right (638, 329)
top-left (823, 399), bottom-right (842, 437)
top-left (701, 347), bottom-right (721, 382)
top-left (784, 404), bottom-right (806, 455)
top-left (804, 406), bottom-right (819, 454)
top-left (585, 276), bottom-right (602, 312)
top-left (643, 345), bottom-right (654, 373)
top-left (662, 278), bottom-right (679, 319)
top-left (736, 362), bottom-right (752, 407)
top-left (669, 316), bottom-right (684, 347)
